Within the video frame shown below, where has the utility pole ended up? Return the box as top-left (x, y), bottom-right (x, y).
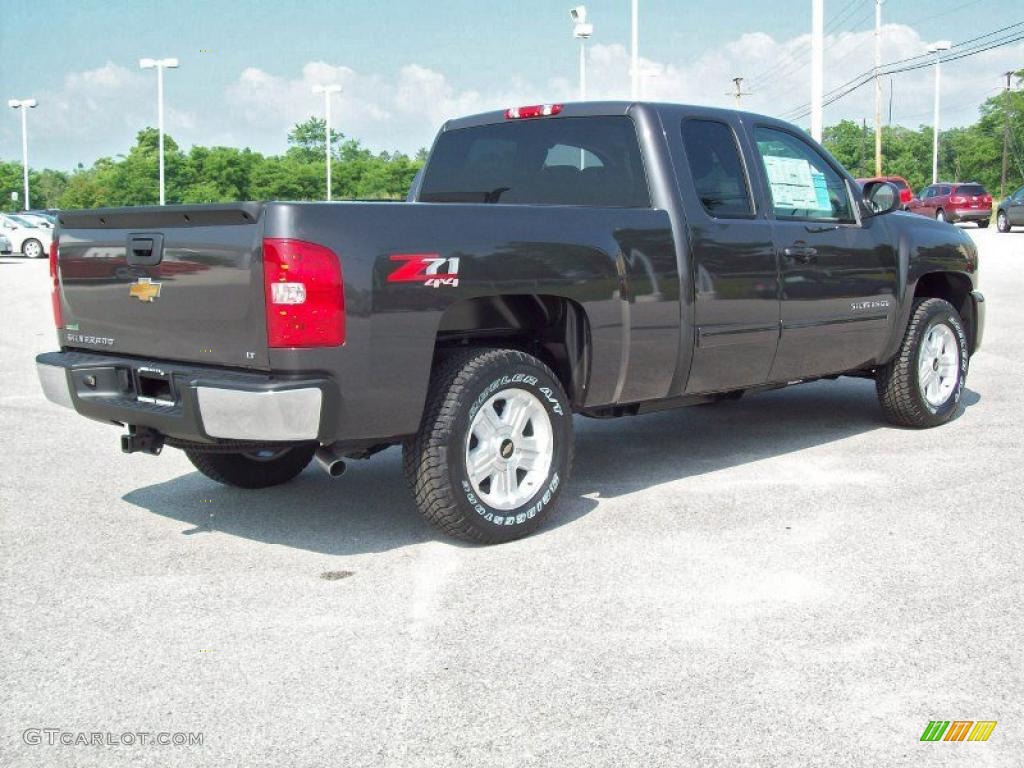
top-left (810, 0), bottom-right (824, 142)
top-left (727, 77), bottom-right (751, 108)
top-left (1001, 70), bottom-right (1014, 199)
top-left (874, 0), bottom-right (884, 176)
top-left (631, 0), bottom-right (639, 99)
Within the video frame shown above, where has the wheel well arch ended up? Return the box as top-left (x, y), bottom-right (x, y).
top-left (912, 270), bottom-right (977, 352)
top-left (434, 294), bottom-right (591, 406)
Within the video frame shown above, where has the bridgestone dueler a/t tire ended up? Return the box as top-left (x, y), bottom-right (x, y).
top-left (876, 298), bottom-right (969, 428)
top-left (403, 348), bottom-right (574, 544)
top-left (185, 445), bottom-right (316, 489)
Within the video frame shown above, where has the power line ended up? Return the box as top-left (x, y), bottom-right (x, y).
top-left (777, 21), bottom-right (1024, 119)
top-left (777, 23), bottom-right (1024, 121)
top-left (746, 0), bottom-right (869, 92)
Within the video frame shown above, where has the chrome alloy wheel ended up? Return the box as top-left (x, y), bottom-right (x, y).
top-left (918, 323), bottom-right (960, 408)
top-left (465, 387), bottom-right (554, 511)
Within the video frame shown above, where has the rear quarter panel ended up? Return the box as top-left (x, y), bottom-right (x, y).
top-left (264, 202), bottom-right (679, 442)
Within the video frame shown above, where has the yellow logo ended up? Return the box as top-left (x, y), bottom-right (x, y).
top-left (129, 278), bottom-right (161, 302)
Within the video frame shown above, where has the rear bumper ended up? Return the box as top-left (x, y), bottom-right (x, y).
top-left (35, 350), bottom-right (336, 444)
top-left (951, 208), bottom-right (991, 222)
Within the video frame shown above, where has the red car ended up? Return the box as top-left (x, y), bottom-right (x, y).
top-left (857, 175), bottom-right (912, 208)
top-left (907, 182), bottom-right (993, 227)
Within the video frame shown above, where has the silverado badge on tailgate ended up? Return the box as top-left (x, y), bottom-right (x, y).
top-left (129, 277), bottom-right (162, 302)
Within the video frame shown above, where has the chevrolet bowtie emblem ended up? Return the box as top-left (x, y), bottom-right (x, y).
top-left (129, 277), bottom-right (162, 302)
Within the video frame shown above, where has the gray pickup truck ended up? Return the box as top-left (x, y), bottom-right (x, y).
top-left (37, 101), bottom-right (984, 543)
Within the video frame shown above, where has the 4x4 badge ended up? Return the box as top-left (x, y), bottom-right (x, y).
top-left (129, 277), bottom-right (162, 302)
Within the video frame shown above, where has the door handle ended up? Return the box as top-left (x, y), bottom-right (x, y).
top-left (782, 245), bottom-right (818, 263)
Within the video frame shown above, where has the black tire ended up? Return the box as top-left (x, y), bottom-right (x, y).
top-left (403, 348), bottom-right (573, 544)
top-left (185, 445), bottom-right (316, 489)
top-left (22, 238), bottom-right (44, 259)
top-left (935, 208), bottom-right (946, 223)
top-left (997, 211), bottom-right (1010, 233)
top-left (977, 219), bottom-right (989, 229)
top-left (876, 298), bottom-right (969, 428)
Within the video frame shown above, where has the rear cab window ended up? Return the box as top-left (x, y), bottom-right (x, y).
top-left (419, 116), bottom-right (650, 207)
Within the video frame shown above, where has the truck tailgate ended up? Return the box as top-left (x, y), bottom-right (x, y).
top-left (56, 204), bottom-right (269, 370)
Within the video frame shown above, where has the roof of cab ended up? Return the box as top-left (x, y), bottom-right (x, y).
top-left (441, 100), bottom-right (792, 133)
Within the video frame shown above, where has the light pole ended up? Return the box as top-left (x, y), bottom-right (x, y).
top-left (570, 6), bottom-right (593, 101)
top-left (139, 57), bottom-right (179, 205)
top-left (927, 41), bottom-right (951, 184)
top-left (873, 0), bottom-right (884, 176)
top-left (810, 0), bottom-right (824, 142)
top-left (313, 84), bottom-right (342, 201)
top-left (7, 98), bottom-right (36, 210)
top-left (630, 0), bottom-right (639, 99)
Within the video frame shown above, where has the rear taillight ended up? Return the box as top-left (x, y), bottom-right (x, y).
top-left (49, 237), bottom-right (62, 328)
top-left (983, 195), bottom-right (992, 204)
top-left (950, 195), bottom-right (966, 205)
top-left (505, 104), bottom-right (563, 119)
top-left (263, 238), bottom-right (344, 348)
top-left (900, 189), bottom-right (912, 203)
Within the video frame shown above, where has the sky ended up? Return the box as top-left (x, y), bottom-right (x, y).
top-left (0, 0), bottom-right (1021, 171)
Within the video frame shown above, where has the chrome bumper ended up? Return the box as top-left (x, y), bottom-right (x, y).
top-left (36, 352), bottom-right (331, 444)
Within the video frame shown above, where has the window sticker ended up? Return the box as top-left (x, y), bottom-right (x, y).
top-left (811, 170), bottom-right (831, 211)
top-left (762, 155), bottom-right (828, 211)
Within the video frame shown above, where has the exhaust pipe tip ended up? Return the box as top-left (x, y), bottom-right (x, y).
top-left (315, 446), bottom-right (347, 478)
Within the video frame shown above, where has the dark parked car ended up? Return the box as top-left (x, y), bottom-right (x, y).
top-left (36, 101), bottom-right (984, 544)
top-left (856, 175), bottom-right (912, 208)
top-left (996, 184), bottom-right (1024, 232)
top-left (907, 182), bottom-right (992, 226)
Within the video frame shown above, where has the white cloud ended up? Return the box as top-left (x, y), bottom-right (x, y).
top-left (4, 26), bottom-right (1021, 170)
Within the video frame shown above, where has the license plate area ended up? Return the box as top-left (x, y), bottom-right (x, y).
top-left (135, 367), bottom-right (177, 406)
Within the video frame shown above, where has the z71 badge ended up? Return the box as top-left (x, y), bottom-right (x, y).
top-left (387, 253), bottom-right (460, 288)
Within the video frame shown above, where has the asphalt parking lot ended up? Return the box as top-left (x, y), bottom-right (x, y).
top-left (1, 226), bottom-right (1021, 767)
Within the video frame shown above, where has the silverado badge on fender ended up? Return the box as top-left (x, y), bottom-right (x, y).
top-left (129, 277), bottom-right (162, 302)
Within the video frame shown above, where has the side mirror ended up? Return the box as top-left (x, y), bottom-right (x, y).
top-left (862, 180), bottom-right (901, 216)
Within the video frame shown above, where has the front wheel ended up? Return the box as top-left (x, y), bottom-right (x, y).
top-left (876, 298), bottom-right (969, 428)
top-left (403, 348), bottom-right (574, 544)
top-left (22, 238), bottom-right (44, 259)
top-left (997, 211), bottom-right (1010, 232)
top-left (185, 445), bottom-right (316, 488)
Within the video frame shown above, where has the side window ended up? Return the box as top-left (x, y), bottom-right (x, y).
top-left (939, 185), bottom-right (952, 196)
top-left (920, 187), bottom-right (932, 199)
top-left (680, 119), bottom-right (753, 217)
top-left (1014, 186), bottom-right (1024, 201)
top-left (754, 126), bottom-right (854, 222)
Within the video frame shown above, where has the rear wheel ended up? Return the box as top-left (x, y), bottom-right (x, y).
top-left (185, 445), bottom-right (316, 488)
top-left (977, 219), bottom-right (989, 229)
top-left (876, 298), bottom-right (968, 428)
top-left (403, 348), bottom-right (573, 544)
top-left (22, 238), bottom-right (44, 259)
top-left (997, 211), bottom-right (1010, 232)
top-left (935, 209), bottom-right (946, 223)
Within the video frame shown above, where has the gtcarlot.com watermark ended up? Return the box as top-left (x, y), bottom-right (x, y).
top-left (23, 728), bottom-right (203, 747)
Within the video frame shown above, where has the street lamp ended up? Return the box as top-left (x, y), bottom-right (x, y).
top-left (570, 6), bottom-right (593, 101)
top-left (7, 98), bottom-right (37, 211)
top-left (926, 40), bottom-right (951, 184)
top-left (139, 57), bottom-right (179, 205)
top-left (312, 84), bottom-right (342, 201)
